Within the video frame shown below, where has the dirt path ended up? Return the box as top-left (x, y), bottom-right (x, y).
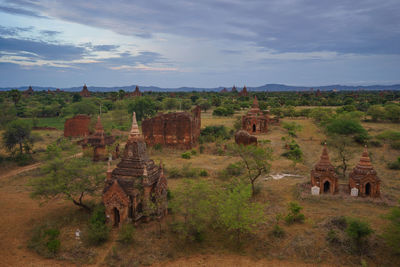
top-left (0, 152), bottom-right (83, 180)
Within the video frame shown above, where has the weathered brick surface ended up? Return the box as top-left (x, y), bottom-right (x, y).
top-left (310, 145), bottom-right (338, 195)
top-left (242, 96), bottom-right (270, 134)
top-left (80, 84), bottom-right (90, 97)
top-left (235, 130), bottom-right (257, 146)
top-left (64, 114), bottom-right (91, 137)
top-left (142, 106), bottom-right (201, 149)
top-left (349, 147), bottom-right (380, 198)
top-left (238, 86), bottom-right (248, 96)
top-left (131, 86), bottom-right (142, 97)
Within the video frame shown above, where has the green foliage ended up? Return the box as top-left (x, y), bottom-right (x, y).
top-left (383, 204), bottom-right (400, 254)
top-left (162, 97), bottom-right (179, 110)
top-left (199, 169), bottom-right (208, 177)
top-left (181, 151), bottom-right (191, 159)
top-left (66, 99), bottom-right (98, 116)
top-left (181, 99), bottom-right (192, 111)
top-left (127, 97), bottom-right (156, 121)
top-left (170, 179), bottom-right (215, 241)
top-left (28, 224), bottom-right (61, 257)
top-left (326, 117), bottom-right (369, 144)
top-left (86, 205), bottom-right (110, 246)
top-left (345, 217), bottom-right (373, 250)
top-left (200, 125), bottom-right (231, 142)
top-left (229, 144), bottom-right (273, 196)
top-left (196, 99), bottom-right (211, 112)
top-left (367, 105), bottom-right (385, 121)
top-left (284, 202), bottom-right (305, 225)
top-left (388, 157), bottom-right (400, 170)
top-left (216, 182), bottom-right (265, 246)
top-left (190, 149), bottom-right (197, 155)
top-left (219, 162), bottom-right (243, 180)
top-left (9, 89), bottom-right (21, 105)
top-left (282, 139), bottom-right (303, 163)
top-left (181, 163), bottom-right (199, 178)
top-left (384, 104), bottom-right (400, 122)
top-left (282, 121), bottom-right (302, 137)
top-left (154, 143), bottom-right (163, 151)
top-left (0, 101), bottom-right (17, 129)
top-left (326, 229), bottom-right (340, 244)
top-left (2, 119), bottom-right (33, 155)
top-left (117, 224), bottom-right (135, 244)
top-left (271, 224), bottom-right (285, 238)
top-left (30, 156), bottom-right (105, 211)
top-left (212, 106), bottom-right (234, 116)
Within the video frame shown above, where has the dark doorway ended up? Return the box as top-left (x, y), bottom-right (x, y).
top-left (323, 181), bottom-right (330, 193)
top-left (113, 208), bottom-right (120, 227)
top-left (365, 183), bottom-right (371, 196)
top-left (252, 124), bottom-right (256, 132)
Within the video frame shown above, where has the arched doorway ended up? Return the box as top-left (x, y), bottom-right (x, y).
top-left (252, 124), bottom-right (256, 132)
top-left (113, 207), bottom-right (120, 227)
top-left (323, 181), bottom-right (330, 193)
top-left (365, 183), bottom-right (371, 196)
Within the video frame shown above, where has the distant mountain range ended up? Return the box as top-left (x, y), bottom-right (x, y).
top-left (1, 83), bottom-right (400, 92)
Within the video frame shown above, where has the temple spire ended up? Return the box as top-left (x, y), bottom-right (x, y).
top-left (252, 95), bottom-right (259, 108)
top-left (129, 112), bottom-right (141, 140)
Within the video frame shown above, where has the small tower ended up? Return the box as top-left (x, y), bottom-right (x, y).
top-left (311, 144), bottom-right (338, 194)
top-left (349, 146), bottom-right (380, 197)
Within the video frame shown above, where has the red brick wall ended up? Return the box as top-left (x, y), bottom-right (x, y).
top-left (64, 115), bottom-right (91, 137)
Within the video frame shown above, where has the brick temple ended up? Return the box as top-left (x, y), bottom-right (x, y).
top-left (349, 147), bottom-right (380, 197)
top-left (141, 106), bottom-right (201, 149)
top-left (80, 84), bottom-right (90, 97)
top-left (64, 114), bottom-right (91, 137)
top-left (131, 85), bottom-right (142, 97)
top-left (242, 96), bottom-right (270, 134)
top-left (78, 116), bottom-right (116, 161)
top-left (238, 85), bottom-right (248, 97)
top-left (310, 144), bottom-right (338, 194)
top-left (235, 130), bottom-right (257, 146)
top-left (102, 112), bottom-right (168, 226)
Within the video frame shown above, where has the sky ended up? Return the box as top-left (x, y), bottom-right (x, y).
top-left (0, 0), bottom-right (399, 88)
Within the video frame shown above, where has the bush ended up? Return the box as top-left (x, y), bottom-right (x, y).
top-left (284, 202), bottom-right (305, 225)
top-left (271, 224), bottom-right (285, 238)
top-left (199, 170), bottom-right (208, 177)
top-left (326, 229), bottom-right (340, 244)
top-left (28, 225), bottom-right (61, 257)
top-left (167, 167), bottom-right (182, 178)
top-left (388, 157), bottom-right (400, 170)
top-left (117, 224), bottom-right (135, 244)
top-left (212, 106), bottom-right (234, 116)
top-left (383, 204), bottom-right (400, 254)
top-left (181, 163), bottom-right (198, 178)
top-left (190, 149), bottom-right (197, 155)
top-left (346, 217), bottom-right (373, 251)
top-left (200, 125), bottom-right (231, 143)
top-left (181, 152), bottom-right (191, 159)
top-left (14, 152), bottom-right (33, 166)
top-left (86, 205), bottom-right (110, 246)
top-left (154, 143), bottom-right (163, 151)
top-left (199, 145), bottom-right (205, 154)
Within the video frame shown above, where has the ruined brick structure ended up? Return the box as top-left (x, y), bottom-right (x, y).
top-left (231, 85), bottom-right (237, 93)
top-left (131, 86), bottom-right (142, 97)
top-left (311, 145), bottom-right (338, 194)
top-left (102, 112), bottom-right (168, 226)
top-left (235, 130), bottom-right (257, 146)
top-left (349, 147), bottom-right (380, 198)
top-left (64, 114), bottom-right (91, 137)
top-left (238, 86), bottom-right (248, 97)
top-left (142, 106), bottom-right (201, 149)
top-left (80, 84), bottom-right (90, 97)
top-left (78, 116), bottom-right (116, 161)
top-left (242, 96), bottom-right (270, 134)
top-left (220, 88), bottom-right (228, 93)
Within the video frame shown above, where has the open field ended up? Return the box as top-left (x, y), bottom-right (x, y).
top-left (0, 110), bottom-right (400, 266)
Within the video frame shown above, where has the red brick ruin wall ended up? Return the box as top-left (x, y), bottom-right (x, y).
top-left (142, 106), bottom-right (201, 149)
top-left (64, 115), bottom-right (91, 137)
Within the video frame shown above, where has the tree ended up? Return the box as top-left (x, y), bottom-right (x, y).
top-left (2, 119), bottom-right (32, 154)
top-left (383, 203), bottom-right (400, 254)
top-left (384, 104), bottom-right (400, 122)
top-left (216, 182), bottom-right (265, 247)
top-left (0, 101), bottom-right (17, 129)
top-left (367, 105), bottom-right (385, 122)
top-left (72, 93), bottom-right (82, 103)
top-left (346, 217), bottom-right (373, 253)
top-left (181, 99), bottom-right (192, 111)
top-left (197, 99), bottom-right (211, 112)
top-left (127, 97), bottom-right (156, 121)
top-left (229, 144), bottom-right (273, 196)
top-left (30, 156), bottom-right (105, 211)
top-left (118, 89), bottom-right (126, 100)
top-left (326, 117), bottom-right (369, 144)
top-left (9, 89), bottom-right (21, 106)
top-left (162, 97), bottom-right (179, 110)
top-left (169, 179), bottom-right (215, 241)
top-left (328, 135), bottom-right (355, 178)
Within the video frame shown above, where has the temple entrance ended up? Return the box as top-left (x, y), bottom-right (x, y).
top-left (113, 208), bottom-right (120, 227)
top-left (252, 124), bottom-right (256, 132)
top-left (365, 183), bottom-right (371, 196)
top-left (323, 181), bottom-right (330, 193)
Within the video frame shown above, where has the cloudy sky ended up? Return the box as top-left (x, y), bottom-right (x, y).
top-left (0, 0), bottom-right (399, 88)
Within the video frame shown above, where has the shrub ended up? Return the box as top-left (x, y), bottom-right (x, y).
top-left (199, 145), bottom-right (205, 154)
top-left (117, 224), bottom-right (135, 244)
top-left (14, 152), bottom-right (33, 166)
top-left (271, 224), bottom-right (285, 238)
top-left (346, 217), bottom-right (373, 251)
top-left (199, 170), bottom-right (208, 177)
top-left (383, 204), bottom-right (400, 254)
top-left (167, 167), bottom-right (182, 178)
top-left (28, 225), bottom-right (61, 257)
top-left (388, 157), bottom-right (400, 170)
top-left (212, 106), bottom-right (234, 116)
top-left (191, 149), bottom-right (197, 155)
top-left (181, 152), bottom-right (191, 159)
top-left (181, 163), bottom-right (198, 178)
top-left (326, 229), bottom-right (340, 244)
top-left (200, 125), bottom-right (231, 143)
top-left (86, 205), bottom-right (110, 246)
top-left (284, 202), bottom-right (305, 225)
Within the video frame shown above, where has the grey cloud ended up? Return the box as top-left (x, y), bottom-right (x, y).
top-left (40, 30), bottom-right (61, 37)
top-left (0, 4), bottom-right (44, 18)
top-left (92, 45), bottom-right (120, 52)
top-left (6, 0), bottom-right (399, 55)
top-left (0, 26), bottom-right (33, 36)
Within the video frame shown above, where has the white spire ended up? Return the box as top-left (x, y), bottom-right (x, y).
top-left (129, 112), bottom-right (140, 140)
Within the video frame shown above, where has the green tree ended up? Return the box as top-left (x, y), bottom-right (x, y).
top-left (328, 135), bottom-right (355, 178)
top-left (383, 203), bottom-right (400, 254)
top-left (162, 97), bottom-right (179, 110)
top-left (326, 118), bottom-right (368, 144)
top-left (384, 104), bottom-right (400, 122)
top-left (216, 182), bottom-right (265, 246)
top-left (2, 119), bottom-right (33, 154)
top-left (197, 99), bottom-right (211, 112)
top-left (9, 89), bottom-right (21, 106)
top-left (346, 217), bottom-right (373, 253)
top-left (367, 105), bottom-right (385, 122)
top-left (0, 101), bottom-right (17, 129)
top-left (30, 156), bottom-right (105, 211)
top-left (72, 93), bottom-right (82, 103)
top-left (127, 97), bottom-right (156, 121)
top-left (170, 179), bottom-right (215, 241)
top-left (181, 99), bottom-right (192, 111)
top-left (229, 144), bottom-right (273, 196)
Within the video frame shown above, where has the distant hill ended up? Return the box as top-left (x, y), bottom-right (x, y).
top-left (1, 83), bottom-right (400, 92)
